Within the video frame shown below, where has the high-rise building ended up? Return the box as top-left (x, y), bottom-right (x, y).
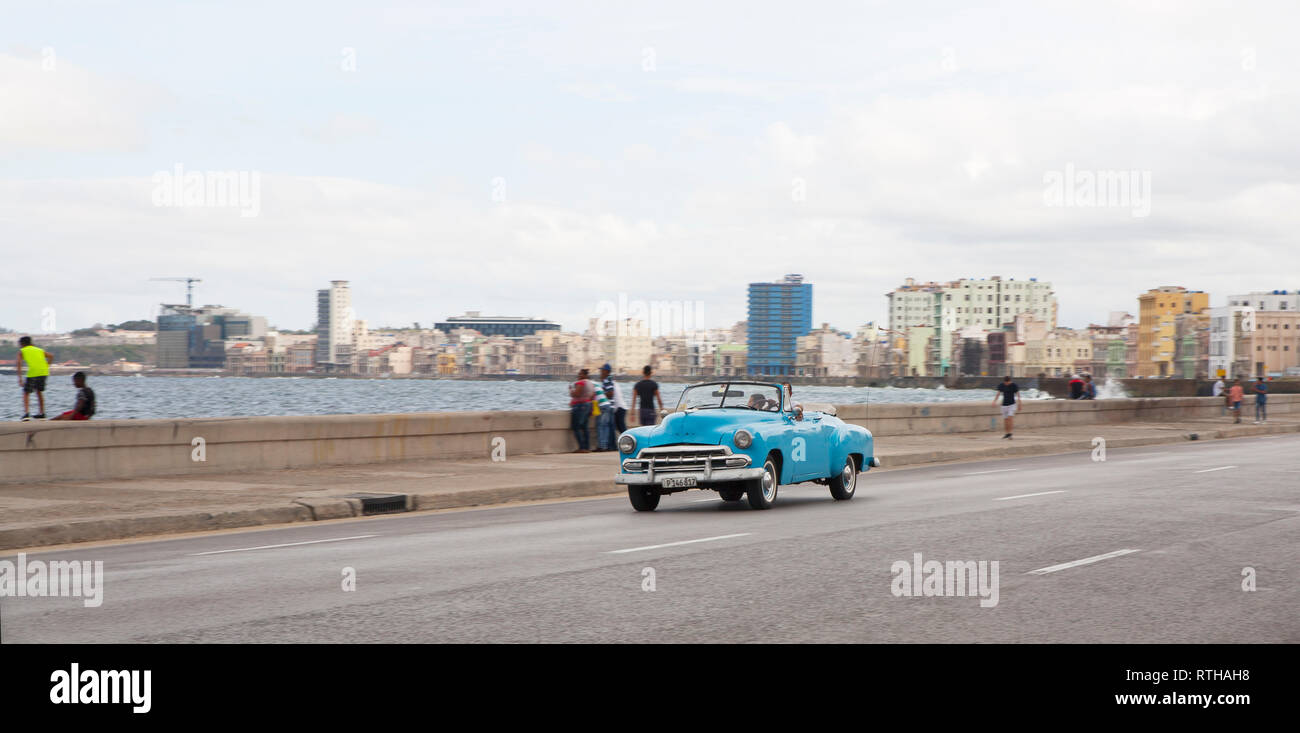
top-left (1211, 290), bottom-right (1300, 377)
top-left (888, 277), bottom-right (1056, 333)
top-left (1136, 286), bottom-right (1209, 377)
top-left (155, 304), bottom-right (266, 368)
top-left (315, 280), bottom-right (354, 370)
top-left (156, 305), bottom-right (196, 368)
top-left (887, 276), bottom-right (1057, 375)
top-left (746, 274), bottom-right (812, 377)
top-left (1225, 290), bottom-right (1300, 312)
top-left (939, 277), bottom-right (1057, 332)
top-left (886, 279), bottom-right (944, 333)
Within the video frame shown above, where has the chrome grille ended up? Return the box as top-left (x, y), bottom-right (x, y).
top-left (645, 447), bottom-right (726, 472)
top-left (624, 445), bottom-right (750, 475)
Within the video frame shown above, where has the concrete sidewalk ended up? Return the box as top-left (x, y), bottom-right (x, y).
top-left (2, 416), bottom-right (1296, 551)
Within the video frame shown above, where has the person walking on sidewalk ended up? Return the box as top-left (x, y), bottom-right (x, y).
top-left (569, 368), bottom-right (596, 452)
top-left (992, 375), bottom-right (1020, 439)
top-left (1253, 377), bottom-right (1269, 424)
top-left (632, 365), bottom-right (662, 426)
top-left (16, 336), bottom-right (53, 421)
top-left (1228, 378), bottom-right (1244, 424)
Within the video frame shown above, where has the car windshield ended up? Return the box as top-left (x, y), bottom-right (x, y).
top-left (675, 383), bottom-right (783, 412)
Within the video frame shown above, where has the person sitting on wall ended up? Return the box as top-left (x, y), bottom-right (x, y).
top-left (50, 372), bottom-right (95, 421)
top-left (1068, 374), bottom-right (1085, 399)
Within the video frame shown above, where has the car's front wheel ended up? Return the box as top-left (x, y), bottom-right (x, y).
top-left (828, 456), bottom-right (857, 501)
top-left (747, 459), bottom-right (779, 509)
top-left (628, 485), bottom-right (661, 512)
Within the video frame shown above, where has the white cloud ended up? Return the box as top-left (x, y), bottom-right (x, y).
top-left (0, 52), bottom-right (157, 152)
top-left (301, 114), bottom-right (382, 144)
top-left (3, 0), bottom-right (1300, 335)
top-left (562, 82), bottom-right (636, 102)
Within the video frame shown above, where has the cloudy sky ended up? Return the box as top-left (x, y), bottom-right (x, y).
top-left (3, 0), bottom-right (1298, 335)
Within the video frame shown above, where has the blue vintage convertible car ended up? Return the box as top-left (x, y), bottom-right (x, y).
top-left (615, 381), bottom-right (879, 511)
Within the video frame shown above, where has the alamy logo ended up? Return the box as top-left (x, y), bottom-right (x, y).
top-left (891, 553), bottom-right (999, 608)
top-left (0, 554), bottom-right (103, 608)
top-left (1043, 163), bottom-right (1151, 218)
top-left (151, 164), bottom-right (261, 217)
top-left (50, 664), bottom-right (151, 714)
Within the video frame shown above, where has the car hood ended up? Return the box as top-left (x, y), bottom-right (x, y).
top-left (645, 410), bottom-right (780, 446)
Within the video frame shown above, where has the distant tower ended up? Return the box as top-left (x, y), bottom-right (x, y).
top-left (315, 280), bottom-right (354, 368)
top-left (746, 274), bottom-right (813, 377)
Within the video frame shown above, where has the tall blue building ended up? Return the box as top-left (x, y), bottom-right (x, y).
top-left (747, 274), bottom-right (813, 377)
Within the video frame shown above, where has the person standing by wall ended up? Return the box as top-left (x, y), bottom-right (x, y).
top-left (1212, 376), bottom-right (1226, 415)
top-left (1081, 374), bottom-right (1097, 400)
top-left (632, 365), bottom-right (662, 426)
top-left (1253, 377), bottom-right (1269, 424)
top-left (1228, 378), bottom-right (1244, 424)
top-left (569, 368), bottom-right (595, 452)
top-left (598, 363), bottom-right (626, 449)
top-left (992, 375), bottom-right (1019, 439)
top-left (595, 364), bottom-right (620, 451)
top-left (16, 336), bottom-right (53, 421)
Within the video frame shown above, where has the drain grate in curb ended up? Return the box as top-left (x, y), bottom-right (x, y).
top-left (348, 493), bottom-right (410, 515)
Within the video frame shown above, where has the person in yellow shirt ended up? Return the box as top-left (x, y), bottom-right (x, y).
top-left (16, 336), bottom-right (53, 421)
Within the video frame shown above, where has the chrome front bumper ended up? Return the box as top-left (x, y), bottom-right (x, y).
top-left (616, 467), bottom-right (765, 486)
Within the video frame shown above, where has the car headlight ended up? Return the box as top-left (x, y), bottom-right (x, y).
top-left (618, 434), bottom-right (637, 454)
top-left (733, 429), bottom-right (753, 449)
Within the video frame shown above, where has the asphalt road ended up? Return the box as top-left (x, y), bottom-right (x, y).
top-left (2, 434), bottom-right (1296, 643)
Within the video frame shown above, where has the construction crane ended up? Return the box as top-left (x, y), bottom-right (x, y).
top-left (150, 277), bottom-right (202, 307)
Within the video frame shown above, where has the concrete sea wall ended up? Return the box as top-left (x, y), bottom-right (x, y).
top-left (2, 395), bottom-right (1294, 484)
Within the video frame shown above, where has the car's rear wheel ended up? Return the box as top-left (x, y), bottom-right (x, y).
top-left (828, 456), bottom-right (857, 501)
top-left (718, 487), bottom-right (744, 502)
top-left (628, 485), bottom-right (661, 512)
top-left (746, 459), bottom-right (779, 509)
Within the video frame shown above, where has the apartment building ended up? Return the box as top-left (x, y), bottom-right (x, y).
top-left (747, 274), bottom-right (812, 377)
top-left (1136, 286), bottom-right (1209, 377)
top-left (795, 324), bottom-right (857, 377)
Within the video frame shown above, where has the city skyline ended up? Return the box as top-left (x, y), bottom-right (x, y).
top-left (6, 274), bottom-right (1296, 337)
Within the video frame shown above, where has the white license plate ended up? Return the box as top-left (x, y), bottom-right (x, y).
top-left (662, 477), bottom-right (698, 489)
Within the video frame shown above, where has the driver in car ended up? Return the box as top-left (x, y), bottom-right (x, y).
top-left (746, 393), bottom-right (767, 410)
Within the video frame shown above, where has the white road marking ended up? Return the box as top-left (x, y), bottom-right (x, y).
top-left (1193, 465), bottom-right (1237, 473)
top-left (188, 534), bottom-right (379, 556)
top-left (692, 498), bottom-right (719, 503)
top-left (961, 468), bottom-right (1020, 476)
top-left (1027, 549), bottom-right (1141, 575)
top-left (994, 490), bottom-right (1066, 501)
top-left (607, 533), bottom-right (751, 554)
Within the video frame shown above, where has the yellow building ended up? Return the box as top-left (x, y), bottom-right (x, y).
top-left (435, 352), bottom-right (458, 376)
top-left (905, 326), bottom-right (936, 376)
top-left (1136, 287), bottom-right (1209, 377)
